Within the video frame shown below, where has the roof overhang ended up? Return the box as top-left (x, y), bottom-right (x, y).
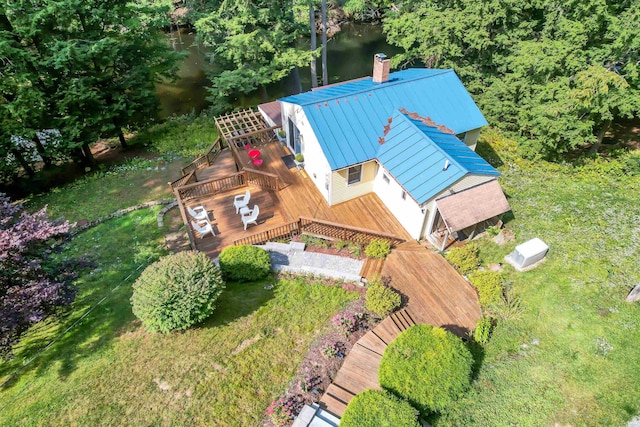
top-left (435, 180), bottom-right (511, 232)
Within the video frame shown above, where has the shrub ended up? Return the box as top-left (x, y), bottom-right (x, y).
top-left (474, 316), bottom-right (493, 345)
top-left (333, 239), bottom-right (349, 251)
top-left (379, 325), bottom-right (473, 413)
top-left (218, 245), bottom-right (271, 282)
top-left (300, 234), bottom-right (331, 248)
top-left (131, 251), bottom-right (225, 333)
top-left (348, 242), bottom-right (362, 257)
top-left (365, 238), bottom-right (392, 259)
top-left (341, 389), bottom-right (420, 427)
top-left (445, 243), bottom-right (480, 275)
top-left (366, 281), bottom-right (401, 317)
top-left (468, 271), bottom-right (504, 308)
top-left (322, 342), bottom-right (345, 358)
top-left (332, 312), bottom-right (366, 336)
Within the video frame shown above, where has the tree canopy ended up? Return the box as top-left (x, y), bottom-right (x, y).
top-left (384, 0), bottom-right (640, 158)
top-left (0, 0), bottom-right (181, 181)
top-left (194, 0), bottom-right (316, 112)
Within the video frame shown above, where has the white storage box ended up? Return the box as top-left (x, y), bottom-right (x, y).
top-left (506, 238), bottom-right (549, 270)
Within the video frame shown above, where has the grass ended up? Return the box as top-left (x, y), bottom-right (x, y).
top-left (0, 208), bottom-right (357, 426)
top-left (436, 131), bottom-right (640, 426)
top-left (23, 112), bottom-right (219, 223)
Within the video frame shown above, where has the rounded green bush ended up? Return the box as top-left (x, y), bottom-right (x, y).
top-left (218, 245), bottom-right (271, 281)
top-left (366, 281), bottom-right (401, 317)
top-left (468, 270), bottom-right (504, 308)
top-left (379, 325), bottom-right (473, 413)
top-left (341, 389), bottom-right (420, 427)
top-left (131, 251), bottom-right (225, 333)
top-left (365, 238), bottom-right (392, 259)
top-left (445, 243), bottom-right (480, 275)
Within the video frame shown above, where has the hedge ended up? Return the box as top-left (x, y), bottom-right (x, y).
top-left (379, 325), bottom-right (473, 413)
top-left (218, 245), bottom-right (271, 281)
top-left (131, 251), bottom-right (225, 333)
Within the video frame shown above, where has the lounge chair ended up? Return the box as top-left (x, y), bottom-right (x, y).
top-left (234, 189), bottom-right (250, 214)
top-left (191, 220), bottom-right (215, 238)
top-left (241, 205), bottom-right (259, 230)
top-left (187, 205), bottom-right (209, 221)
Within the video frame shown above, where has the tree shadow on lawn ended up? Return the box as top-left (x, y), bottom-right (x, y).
top-left (475, 140), bottom-right (505, 169)
top-left (197, 276), bottom-right (276, 329)
top-left (1, 275), bottom-right (277, 393)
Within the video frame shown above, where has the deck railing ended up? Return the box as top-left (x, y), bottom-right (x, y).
top-left (233, 217), bottom-right (405, 247)
top-left (176, 172), bottom-right (247, 202)
top-left (245, 167), bottom-right (279, 191)
top-left (299, 217), bottom-right (405, 247)
top-left (168, 170), bottom-right (197, 192)
top-left (232, 221), bottom-right (301, 246)
top-left (181, 137), bottom-right (223, 175)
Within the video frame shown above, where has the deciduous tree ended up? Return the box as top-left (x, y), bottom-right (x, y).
top-left (0, 194), bottom-right (76, 358)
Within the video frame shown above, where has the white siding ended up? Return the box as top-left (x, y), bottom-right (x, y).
top-left (331, 161), bottom-right (377, 205)
top-left (372, 164), bottom-right (426, 239)
top-left (463, 128), bottom-right (481, 150)
top-left (280, 102), bottom-right (333, 203)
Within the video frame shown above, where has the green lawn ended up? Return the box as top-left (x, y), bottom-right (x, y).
top-left (438, 132), bottom-right (640, 426)
top-left (0, 208), bottom-right (357, 426)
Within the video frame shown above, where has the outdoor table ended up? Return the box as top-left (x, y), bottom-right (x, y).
top-left (248, 149), bottom-right (261, 159)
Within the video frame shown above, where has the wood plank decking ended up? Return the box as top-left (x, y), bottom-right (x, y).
top-left (319, 242), bottom-right (482, 417)
top-left (187, 143), bottom-right (410, 257)
top-left (176, 140), bottom-right (482, 418)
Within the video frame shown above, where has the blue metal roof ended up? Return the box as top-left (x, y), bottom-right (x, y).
top-left (376, 111), bottom-right (499, 205)
top-left (279, 68), bottom-right (488, 170)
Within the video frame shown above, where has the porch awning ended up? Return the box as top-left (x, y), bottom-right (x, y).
top-left (435, 180), bottom-right (510, 232)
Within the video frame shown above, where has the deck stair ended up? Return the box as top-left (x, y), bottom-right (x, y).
top-left (319, 308), bottom-right (416, 417)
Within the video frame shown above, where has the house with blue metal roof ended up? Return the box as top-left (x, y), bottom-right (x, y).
top-left (268, 55), bottom-right (510, 249)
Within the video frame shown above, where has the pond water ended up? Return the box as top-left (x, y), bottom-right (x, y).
top-left (157, 23), bottom-right (403, 118)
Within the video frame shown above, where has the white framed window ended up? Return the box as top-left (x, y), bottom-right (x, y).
top-left (382, 173), bottom-right (390, 184)
top-left (347, 165), bottom-right (362, 185)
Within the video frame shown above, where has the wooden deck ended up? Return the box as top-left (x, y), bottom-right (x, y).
top-left (319, 242), bottom-right (482, 417)
top-left (176, 139), bottom-right (482, 418)
top-left (187, 143), bottom-right (410, 257)
top-left (320, 310), bottom-right (417, 416)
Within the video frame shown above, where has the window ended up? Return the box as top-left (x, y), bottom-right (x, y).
top-left (401, 191), bottom-right (407, 200)
top-left (347, 165), bottom-right (362, 185)
top-left (382, 173), bottom-right (390, 184)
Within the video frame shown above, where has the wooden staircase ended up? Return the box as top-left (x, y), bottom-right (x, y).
top-left (319, 309), bottom-right (416, 417)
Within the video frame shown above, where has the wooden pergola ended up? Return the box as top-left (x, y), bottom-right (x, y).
top-left (214, 108), bottom-right (280, 149)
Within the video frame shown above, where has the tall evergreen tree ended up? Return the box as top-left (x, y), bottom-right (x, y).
top-left (0, 0), bottom-right (181, 176)
top-left (195, 0), bottom-right (314, 111)
top-left (383, 0), bottom-right (640, 159)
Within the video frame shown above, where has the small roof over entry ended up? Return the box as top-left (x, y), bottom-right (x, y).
top-left (435, 180), bottom-right (510, 232)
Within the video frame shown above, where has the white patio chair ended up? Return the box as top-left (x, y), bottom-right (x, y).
top-left (187, 205), bottom-right (209, 221)
top-left (191, 220), bottom-right (215, 238)
top-left (234, 189), bottom-right (250, 214)
top-left (241, 205), bottom-right (259, 230)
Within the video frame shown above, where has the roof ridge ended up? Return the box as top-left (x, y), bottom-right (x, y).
top-left (284, 68), bottom-right (454, 106)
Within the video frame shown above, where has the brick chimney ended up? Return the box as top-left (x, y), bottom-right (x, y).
top-left (372, 53), bottom-right (390, 83)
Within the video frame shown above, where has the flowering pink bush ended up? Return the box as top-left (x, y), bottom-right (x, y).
top-left (266, 396), bottom-right (296, 426)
